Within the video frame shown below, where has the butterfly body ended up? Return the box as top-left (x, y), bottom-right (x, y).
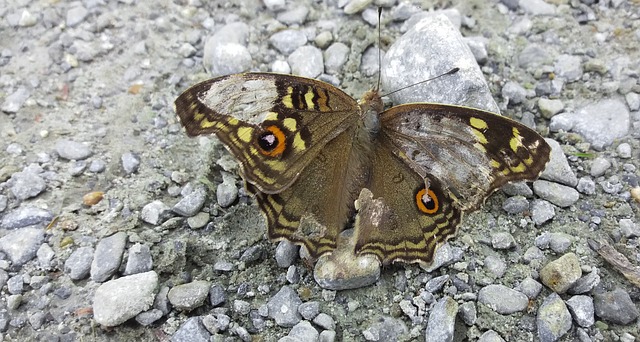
top-left (175, 72), bottom-right (551, 265)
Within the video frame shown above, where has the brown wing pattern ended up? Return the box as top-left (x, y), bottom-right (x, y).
top-left (380, 103), bottom-right (551, 210)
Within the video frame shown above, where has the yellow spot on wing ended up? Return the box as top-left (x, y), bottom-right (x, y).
top-left (265, 160), bottom-right (286, 172)
top-left (228, 117), bottom-right (239, 126)
top-left (509, 162), bottom-right (527, 173)
top-left (304, 91), bottom-right (315, 109)
top-left (293, 132), bottom-right (306, 152)
top-left (473, 142), bottom-right (487, 153)
top-left (490, 159), bottom-right (501, 168)
top-left (237, 127), bottom-right (253, 143)
top-left (265, 112), bottom-right (278, 121)
top-left (469, 117), bottom-right (488, 130)
top-left (523, 155), bottom-right (534, 166)
top-left (201, 118), bottom-right (215, 128)
top-left (282, 87), bottom-right (294, 108)
top-left (283, 118), bottom-right (297, 131)
top-left (472, 128), bottom-right (488, 144)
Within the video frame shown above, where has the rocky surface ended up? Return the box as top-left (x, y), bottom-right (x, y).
top-left (0, 0), bottom-right (639, 341)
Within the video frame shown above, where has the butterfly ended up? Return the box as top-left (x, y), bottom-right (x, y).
top-left (174, 72), bottom-right (551, 265)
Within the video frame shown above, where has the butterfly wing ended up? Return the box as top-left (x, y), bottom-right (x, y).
top-left (354, 139), bottom-right (462, 265)
top-left (249, 126), bottom-right (364, 258)
top-left (174, 73), bottom-right (360, 193)
top-left (379, 103), bottom-right (551, 211)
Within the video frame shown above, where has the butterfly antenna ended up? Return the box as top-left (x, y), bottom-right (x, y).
top-left (382, 67), bottom-right (460, 97)
top-left (376, 7), bottom-right (382, 92)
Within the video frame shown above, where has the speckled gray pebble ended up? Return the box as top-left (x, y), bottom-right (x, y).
top-left (619, 219), bottom-right (640, 238)
top-left (66, 5), bottom-right (88, 27)
top-left (216, 181), bottom-right (238, 208)
top-left (502, 196), bottom-right (529, 214)
top-left (478, 330), bottom-right (505, 342)
top-left (9, 170), bottom-right (46, 200)
top-left (518, 277), bottom-right (542, 299)
top-left (171, 317), bottom-right (210, 342)
top-left (538, 98), bottom-right (564, 118)
top-left (209, 283), bottom-right (226, 307)
top-left (121, 152), bottom-right (140, 174)
top-left (537, 293), bottom-right (572, 342)
top-left (324, 42), bottom-right (350, 74)
top-left (531, 199), bottom-right (555, 225)
top-left (89, 159), bottom-right (106, 173)
top-left (288, 320), bottom-right (319, 341)
top-left (539, 139), bottom-right (577, 187)
top-left (298, 301), bottom-right (320, 320)
top-left (458, 301), bottom-right (477, 325)
top-left (0, 206), bottom-right (53, 229)
top-left (478, 285), bottom-right (528, 314)
top-left (288, 46), bottom-right (323, 78)
top-left (501, 81), bottom-right (527, 104)
top-left (569, 270), bottom-right (600, 295)
top-left (616, 143), bottom-right (631, 158)
top-left (233, 300), bottom-right (251, 315)
top-left (548, 232), bottom-right (573, 253)
top-left (425, 275), bottom-right (449, 293)
top-left (91, 232), bottom-right (128, 283)
top-left (202, 313), bottom-right (231, 334)
top-left (424, 296), bottom-right (458, 342)
top-left (36, 243), bottom-right (55, 269)
top-left (186, 212), bottom-right (209, 229)
top-left (533, 180), bottom-right (580, 207)
top-left (124, 243), bottom-right (153, 275)
top-left (64, 246), bottom-right (94, 280)
top-left (491, 232), bottom-right (516, 249)
top-left (313, 313), bottom-right (335, 331)
top-left (593, 288), bottom-right (639, 325)
top-left (590, 157), bottom-right (611, 177)
top-left (275, 240), bottom-right (299, 268)
top-left (168, 280), bottom-right (211, 311)
top-left (93, 271), bottom-right (158, 327)
top-left (267, 286), bottom-right (302, 327)
top-left (7, 275), bottom-right (23, 294)
top-left (55, 139), bottom-right (92, 160)
top-left (576, 177), bottom-right (596, 195)
top-left (484, 255), bottom-right (506, 278)
top-left (172, 187), bottom-right (206, 217)
top-left (1, 87), bottom-right (30, 113)
top-left (565, 295), bottom-right (594, 327)
top-left (362, 316), bottom-right (408, 342)
top-left (135, 308), bottom-right (163, 326)
top-left (269, 29), bottom-right (307, 55)
top-left (0, 227), bottom-right (44, 266)
top-left (277, 6), bottom-right (309, 25)
top-left (141, 200), bottom-right (172, 225)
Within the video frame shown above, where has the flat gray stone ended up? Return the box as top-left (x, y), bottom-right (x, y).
top-left (168, 280), bottom-right (211, 311)
top-left (93, 271), bottom-right (158, 327)
top-left (123, 243), bottom-right (153, 275)
top-left (64, 246), bottom-right (94, 280)
top-left (91, 232), bottom-right (128, 283)
top-left (171, 317), bottom-right (210, 342)
top-left (9, 170), bottom-right (46, 200)
top-left (288, 45), bottom-right (323, 78)
top-left (593, 288), bottom-right (639, 325)
top-left (0, 227), bottom-right (45, 266)
top-left (537, 293), bottom-right (572, 342)
top-left (533, 180), bottom-right (580, 208)
top-left (565, 295), bottom-right (594, 327)
top-left (478, 284), bottom-right (528, 314)
top-left (0, 206), bottom-right (53, 229)
top-left (539, 139), bottom-right (577, 187)
top-left (267, 286), bottom-right (302, 328)
top-left (424, 296), bottom-right (458, 342)
top-left (55, 139), bottom-right (92, 160)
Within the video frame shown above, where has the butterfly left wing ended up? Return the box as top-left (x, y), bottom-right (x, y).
top-left (379, 103), bottom-right (551, 211)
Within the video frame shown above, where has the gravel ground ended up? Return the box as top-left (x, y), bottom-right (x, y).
top-left (1, 0), bottom-right (639, 341)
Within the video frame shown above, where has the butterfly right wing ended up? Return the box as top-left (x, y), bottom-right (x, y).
top-left (174, 73), bottom-right (360, 194)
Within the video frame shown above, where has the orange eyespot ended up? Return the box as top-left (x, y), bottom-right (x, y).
top-left (416, 188), bottom-right (439, 214)
top-left (257, 125), bottom-right (286, 157)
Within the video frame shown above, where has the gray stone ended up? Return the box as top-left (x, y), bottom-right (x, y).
top-left (209, 284), bottom-right (227, 307)
top-left (213, 260), bottom-right (233, 272)
top-left (276, 6), bottom-right (309, 25)
top-left (0, 227), bottom-right (45, 266)
top-left (550, 99), bottom-right (629, 150)
top-left (275, 240), bottom-right (299, 268)
top-left (324, 42), bottom-right (350, 74)
top-left (502, 182), bottom-right (533, 197)
top-left (135, 308), bottom-right (164, 326)
top-left (168, 280), bottom-right (211, 311)
top-left (171, 317), bottom-right (210, 342)
top-left (537, 293), bottom-right (572, 342)
top-left (590, 157), bottom-right (611, 177)
top-left (593, 288), bottom-right (639, 325)
top-left (424, 296), bottom-right (458, 342)
top-left (1, 87), bottom-right (30, 113)
top-left (319, 330), bottom-right (336, 342)
top-left (37, 243), bottom-right (55, 269)
top-left (9, 170), bottom-right (46, 200)
top-left (425, 275), bottom-right (450, 293)
top-left (0, 206), bottom-right (53, 229)
top-left (566, 295), bottom-right (594, 327)
top-left (502, 196), bottom-right (529, 214)
top-left (548, 232), bottom-right (573, 253)
top-left (202, 313), bottom-right (231, 334)
top-left (298, 301), bottom-right (320, 320)
top-left (55, 139), bottom-right (92, 160)
top-left (616, 143), bottom-right (632, 158)
top-left (124, 243), bottom-right (153, 275)
top-left (382, 14), bottom-right (498, 112)
top-left (518, 44), bottom-right (551, 69)
top-left (484, 255), bottom-right (506, 278)
top-left (502, 81), bottom-right (527, 105)
top-left (187, 212), bottom-right (210, 229)
top-left (173, 186), bottom-right (206, 217)
top-left (458, 301), bottom-right (477, 325)
top-left (267, 286), bottom-right (302, 327)
top-left (540, 253), bottom-right (582, 294)
top-left (464, 37), bottom-right (488, 64)
top-left (539, 139), bottom-right (578, 187)
top-left (121, 152), bottom-right (140, 174)
top-left (240, 245), bottom-right (263, 263)
top-left (7, 275), bottom-right (23, 294)
top-left (141, 200), bottom-right (172, 225)
top-left (569, 270), bottom-right (600, 295)
top-left (519, 277), bottom-right (542, 299)
top-left (89, 159), bottom-right (106, 173)
top-left (533, 180), bottom-right (580, 208)
top-left (576, 177), bottom-right (596, 195)
top-left (286, 265), bottom-right (300, 284)
top-left (287, 320), bottom-right (319, 341)
top-left (478, 329), bottom-right (505, 342)
top-left (154, 286), bottom-right (171, 315)
top-left (64, 246), bottom-right (94, 280)
top-left (422, 243), bottom-right (463, 273)
top-left (343, 0), bottom-right (373, 14)
top-left (269, 29), bottom-right (307, 55)
top-left (478, 285), bottom-right (528, 314)
top-left (233, 300), bottom-right (251, 315)
top-left (619, 219), bottom-right (640, 238)
top-left (554, 54), bottom-right (583, 82)
top-left (520, 0), bottom-right (556, 15)
top-left (288, 46), bottom-right (323, 78)
top-left (91, 232), bottom-right (128, 283)
top-left (538, 98), bottom-right (564, 119)
top-left (362, 316), bottom-right (408, 341)
top-left (491, 232), bottom-right (516, 250)
top-left (66, 5), bottom-right (88, 27)
top-left (216, 177), bottom-right (238, 208)
top-left (93, 271), bottom-right (158, 327)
